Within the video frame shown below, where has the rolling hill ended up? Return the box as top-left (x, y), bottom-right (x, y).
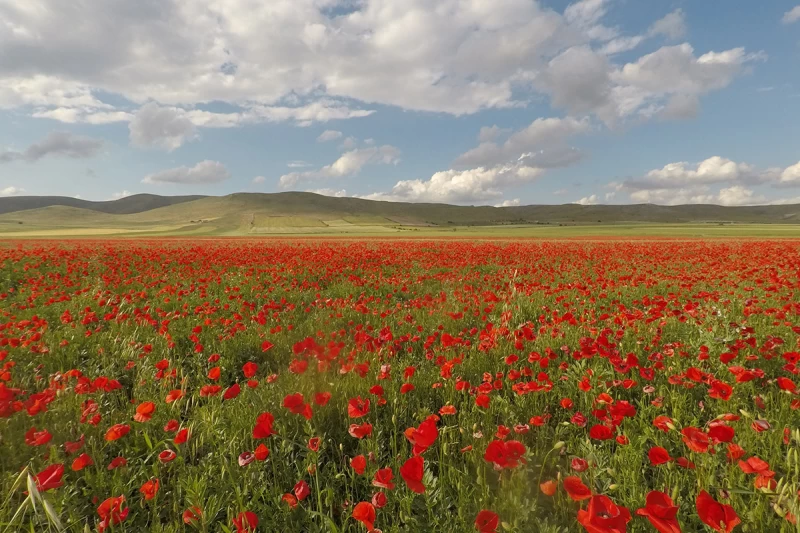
top-left (0, 192), bottom-right (798, 237)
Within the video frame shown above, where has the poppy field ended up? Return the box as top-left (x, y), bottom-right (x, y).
top-left (2, 238), bottom-right (800, 533)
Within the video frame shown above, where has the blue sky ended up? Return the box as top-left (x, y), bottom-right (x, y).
top-left (1, 0), bottom-right (799, 206)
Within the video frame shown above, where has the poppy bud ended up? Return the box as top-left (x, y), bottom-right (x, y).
top-left (552, 441), bottom-right (565, 450)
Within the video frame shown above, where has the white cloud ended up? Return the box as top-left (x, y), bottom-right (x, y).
top-left (287, 160), bottom-right (312, 168)
top-left (32, 108), bottom-right (133, 124)
top-left (629, 185), bottom-right (766, 206)
top-left (108, 190), bottom-right (133, 200)
top-left (781, 162), bottom-right (800, 185)
top-left (307, 188), bottom-right (347, 197)
top-left (717, 185), bottom-right (766, 206)
top-left (317, 130), bottom-right (343, 142)
top-left (783, 6), bottom-right (800, 24)
top-left (495, 198), bottom-right (521, 207)
top-left (575, 194), bottom-right (598, 205)
top-left (142, 160), bottom-right (230, 185)
top-left (0, 0), bottom-right (757, 125)
top-left (648, 9), bottom-right (687, 39)
top-left (626, 156), bottom-right (763, 190)
top-left (0, 131), bottom-right (103, 163)
top-left (553, 188), bottom-right (568, 196)
top-left (339, 137), bottom-right (358, 151)
top-left (279, 145), bottom-right (400, 188)
top-left (252, 176), bottom-right (266, 184)
top-left (454, 116), bottom-right (590, 168)
top-left (129, 103), bottom-right (197, 151)
top-left (363, 163), bottom-right (544, 204)
top-left (0, 186), bottom-right (25, 196)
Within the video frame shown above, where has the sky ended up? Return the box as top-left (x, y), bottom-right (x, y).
top-left (1, 0), bottom-right (799, 207)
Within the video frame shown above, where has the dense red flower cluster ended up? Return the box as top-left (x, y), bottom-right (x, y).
top-left (2, 239), bottom-right (800, 531)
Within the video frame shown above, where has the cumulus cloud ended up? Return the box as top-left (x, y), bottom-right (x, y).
top-left (317, 130), bottom-right (343, 142)
top-left (575, 194), bottom-right (598, 205)
top-left (279, 145), bottom-right (400, 188)
top-left (0, 131), bottom-right (103, 163)
top-left (612, 156), bottom-right (800, 205)
top-left (108, 190), bottom-right (133, 200)
top-left (307, 188), bottom-right (348, 197)
top-left (648, 9), bottom-right (687, 39)
top-left (0, 0), bottom-right (759, 125)
top-left (252, 176), bottom-right (266, 184)
top-left (454, 116), bottom-right (590, 168)
top-left (142, 160), bottom-right (230, 185)
top-left (0, 186), bottom-right (25, 196)
top-left (495, 198), bottom-right (521, 207)
top-left (129, 103), bottom-right (197, 151)
top-left (363, 163), bottom-right (544, 204)
top-left (624, 156), bottom-right (765, 190)
top-left (783, 6), bottom-right (800, 24)
top-left (287, 160), bottom-right (312, 168)
top-left (780, 162), bottom-right (800, 185)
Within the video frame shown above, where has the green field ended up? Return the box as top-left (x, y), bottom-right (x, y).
top-left (0, 192), bottom-right (799, 238)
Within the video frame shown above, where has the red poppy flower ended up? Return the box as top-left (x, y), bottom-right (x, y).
top-left (97, 495), bottom-right (129, 532)
top-left (475, 510), bottom-right (499, 533)
top-left (105, 423), bottom-right (130, 442)
top-left (282, 493), bottom-right (298, 509)
top-left (165, 390), bottom-right (183, 403)
top-left (589, 424), bottom-right (614, 441)
top-left (372, 467), bottom-right (395, 490)
top-left (294, 480), bottom-right (310, 501)
top-left (283, 393), bottom-right (313, 420)
top-left (540, 479), bottom-right (557, 496)
top-left (159, 449), bottom-right (177, 463)
top-left (475, 394), bottom-right (490, 408)
top-left (64, 435), bottom-right (85, 454)
top-left (681, 427), bottom-right (710, 453)
top-left (572, 457), bottom-right (589, 472)
top-left (648, 446), bottom-right (672, 466)
top-left (351, 455), bottom-right (367, 475)
top-left (223, 383), bottom-right (241, 400)
top-left (653, 416), bottom-right (674, 432)
top-left (233, 511), bottom-right (258, 532)
top-left (563, 476), bottom-right (592, 501)
top-left (708, 423), bottom-right (735, 444)
top-left (349, 423), bottom-right (373, 439)
top-left (400, 456), bottom-right (425, 493)
top-left (140, 478), bottom-right (160, 501)
top-left (314, 392), bottom-right (331, 406)
top-left (696, 490), bottom-right (740, 533)
top-left (577, 495), bottom-right (631, 533)
top-left (636, 490), bottom-right (680, 533)
top-left (484, 439), bottom-right (527, 470)
top-left (33, 464), bottom-right (64, 492)
top-left (174, 428), bottom-right (190, 445)
top-left (261, 340), bottom-right (274, 352)
top-left (71, 453), bottom-right (94, 471)
top-left (25, 427), bottom-right (53, 446)
top-left (308, 436), bottom-right (320, 451)
top-left (242, 362), bottom-right (258, 378)
top-left (348, 396), bottom-right (371, 418)
top-left (252, 412), bottom-right (275, 439)
top-left (183, 506), bottom-right (202, 525)
top-left (164, 419), bottom-right (179, 432)
top-left (439, 405), bottom-right (457, 415)
top-left (107, 456), bottom-right (127, 470)
top-left (353, 502), bottom-right (376, 531)
top-left (254, 443), bottom-right (270, 461)
top-left (238, 451), bottom-right (255, 467)
top-left (372, 492), bottom-right (387, 508)
top-left (405, 415), bottom-right (439, 455)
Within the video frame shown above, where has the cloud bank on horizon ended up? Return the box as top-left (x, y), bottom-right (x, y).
top-left (0, 0), bottom-right (798, 206)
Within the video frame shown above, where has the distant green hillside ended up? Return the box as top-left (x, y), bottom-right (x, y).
top-left (0, 192), bottom-right (798, 237)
